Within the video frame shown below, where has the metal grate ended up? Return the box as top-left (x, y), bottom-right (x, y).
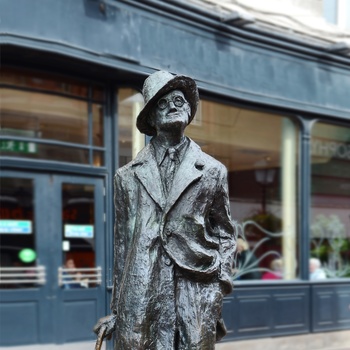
top-left (0, 265), bottom-right (46, 285)
top-left (58, 267), bottom-right (102, 287)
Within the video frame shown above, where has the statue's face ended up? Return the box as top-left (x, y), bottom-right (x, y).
top-left (149, 90), bottom-right (191, 133)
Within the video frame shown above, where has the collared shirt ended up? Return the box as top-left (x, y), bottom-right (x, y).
top-left (151, 136), bottom-right (190, 193)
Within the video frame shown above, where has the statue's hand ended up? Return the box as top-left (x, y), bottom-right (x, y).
top-left (93, 314), bottom-right (116, 341)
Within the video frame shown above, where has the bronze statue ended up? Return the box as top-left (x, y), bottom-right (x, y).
top-left (94, 71), bottom-right (236, 349)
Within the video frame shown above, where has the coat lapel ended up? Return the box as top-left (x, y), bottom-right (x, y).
top-left (165, 140), bottom-right (204, 213)
top-left (134, 145), bottom-right (166, 210)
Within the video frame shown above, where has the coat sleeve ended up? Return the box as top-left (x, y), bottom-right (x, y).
top-left (209, 164), bottom-right (236, 295)
top-left (110, 171), bottom-right (129, 313)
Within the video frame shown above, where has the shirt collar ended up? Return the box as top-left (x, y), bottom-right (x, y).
top-left (151, 136), bottom-right (189, 166)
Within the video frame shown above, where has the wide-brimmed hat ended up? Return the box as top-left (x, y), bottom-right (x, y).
top-left (136, 71), bottom-right (199, 136)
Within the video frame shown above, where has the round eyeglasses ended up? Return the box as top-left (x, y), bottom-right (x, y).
top-left (157, 95), bottom-right (186, 110)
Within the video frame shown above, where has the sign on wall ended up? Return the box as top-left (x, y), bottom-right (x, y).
top-left (0, 220), bottom-right (32, 234)
top-left (64, 224), bottom-right (94, 238)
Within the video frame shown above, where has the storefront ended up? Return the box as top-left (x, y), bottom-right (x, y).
top-left (1, 0), bottom-right (349, 347)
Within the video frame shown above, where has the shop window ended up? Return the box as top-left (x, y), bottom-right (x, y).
top-left (0, 178), bottom-right (38, 289)
top-left (310, 122), bottom-right (350, 279)
top-left (186, 100), bottom-right (299, 281)
top-left (117, 88), bottom-right (145, 167)
top-left (0, 68), bottom-right (105, 166)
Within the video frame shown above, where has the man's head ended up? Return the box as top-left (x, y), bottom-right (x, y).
top-left (148, 89), bottom-right (191, 134)
top-left (136, 71), bottom-right (199, 136)
top-left (309, 258), bottom-right (321, 273)
top-left (236, 238), bottom-right (249, 253)
top-left (65, 259), bottom-right (76, 269)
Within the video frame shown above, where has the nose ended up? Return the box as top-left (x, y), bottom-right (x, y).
top-left (167, 101), bottom-right (177, 113)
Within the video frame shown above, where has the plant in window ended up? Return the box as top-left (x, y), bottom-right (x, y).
top-left (232, 213), bottom-right (283, 281)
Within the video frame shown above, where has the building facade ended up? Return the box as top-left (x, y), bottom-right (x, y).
top-left (0, 0), bottom-right (349, 347)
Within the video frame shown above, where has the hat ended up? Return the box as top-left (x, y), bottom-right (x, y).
top-left (136, 71), bottom-right (199, 136)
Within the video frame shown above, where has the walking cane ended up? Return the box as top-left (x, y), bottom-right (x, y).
top-left (95, 325), bottom-right (107, 350)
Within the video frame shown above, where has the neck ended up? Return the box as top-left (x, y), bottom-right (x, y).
top-left (154, 131), bottom-right (184, 148)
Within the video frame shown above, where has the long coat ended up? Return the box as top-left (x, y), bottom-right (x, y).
top-left (111, 139), bottom-right (235, 349)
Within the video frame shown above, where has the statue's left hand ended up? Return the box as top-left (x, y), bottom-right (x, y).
top-left (93, 314), bottom-right (116, 349)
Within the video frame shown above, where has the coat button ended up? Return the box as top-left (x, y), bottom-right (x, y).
top-left (164, 256), bottom-right (172, 266)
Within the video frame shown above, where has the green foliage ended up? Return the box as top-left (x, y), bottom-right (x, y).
top-left (244, 211), bottom-right (282, 233)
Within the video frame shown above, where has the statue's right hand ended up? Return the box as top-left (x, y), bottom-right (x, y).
top-left (93, 314), bottom-right (117, 341)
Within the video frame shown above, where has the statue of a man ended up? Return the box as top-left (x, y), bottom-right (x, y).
top-left (94, 71), bottom-right (236, 349)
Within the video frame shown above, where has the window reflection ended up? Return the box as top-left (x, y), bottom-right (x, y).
top-left (310, 123), bottom-right (350, 279)
top-left (1, 67), bottom-right (90, 99)
top-left (186, 101), bottom-right (299, 281)
top-left (0, 89), bottom-right (89, 144)
top-left (0, 68), bottom-right (105, 166)
top-left (93, 104), bottom-right (104, 146)
top-left (118, 88), bottom-right (145, 167)
top-left (0, 178), bottom-right (37, 289)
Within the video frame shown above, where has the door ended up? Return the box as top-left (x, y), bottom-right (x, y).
top-left (0, 172), bottom-right (106, 345)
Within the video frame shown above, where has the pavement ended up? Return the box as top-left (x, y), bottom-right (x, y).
top-left (0, 342), bottom-right (102, 350)
top-left (1, 330), bottom-right (350, 350)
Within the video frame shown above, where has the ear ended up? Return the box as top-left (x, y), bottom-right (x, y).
top-left (186, 104), bottom-right (191, 123)
top-left (148, 109), bottom-right (156, 128)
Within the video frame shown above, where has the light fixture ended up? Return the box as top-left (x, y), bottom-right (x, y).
top-left (221, 11), bottom-right (255, 27)
top-left (326, 42), bottom-right (350, 55)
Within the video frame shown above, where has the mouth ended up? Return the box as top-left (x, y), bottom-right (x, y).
top-left (166, 112), bottom-right (180, 117)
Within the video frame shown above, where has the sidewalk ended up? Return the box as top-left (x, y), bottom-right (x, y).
top-left (0, 342), bottom-right (101, 350)
top-left (1, 330), bottom-right (349, 350)
top-left (217, 330), bottom-right (350, 350)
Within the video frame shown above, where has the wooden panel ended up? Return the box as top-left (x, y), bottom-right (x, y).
top-left (237, 295), bottom-right (271, 332)
top-left (273, 292), bottom-right (308, 331)
top-left (312, 284), bottom-right (350, 332)
top-left (0, 302), bottom-right (39, 345)
top-left (223, 285), bottom-right (310, 341)
top-left (222, 297), bottom-right (235, 335)
top-left (337, 290), bottom-right (350, 325)
top-left (62, 300), bottom-right (97, 342)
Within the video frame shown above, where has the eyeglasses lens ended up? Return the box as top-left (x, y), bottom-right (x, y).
top-left (157, 96), bottom-right (185, 110)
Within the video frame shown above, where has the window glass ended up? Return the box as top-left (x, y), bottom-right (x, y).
top-left (118, 88), bottom-right (145, 167)
top-left (92, 104), bottom-right (104, 146)
top-left (0, 89), bottom-right (89, 144)
top-left (61, 184), bottom-right (96, 288)
top-left (0, 178), bottom-right (38, 289)
top-left (310, 122), bottom-right (350, 279)
top-left (93, 151), bottom-right (104, 167)
top-left (1, 68), bottom-right (89, 99)
top-left (93, 86), bottom-right (105, 102)
top-left (186, 100), bottom-right (299, 281)
top-left (0, 68), bottom-right (105, 167)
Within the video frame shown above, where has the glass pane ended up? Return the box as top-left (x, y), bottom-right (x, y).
top-left (0, 89), bottom-right (89, 144)
top-left (118, 88), bottom-right (145, 167)
top-left (93, 104), bottom-right (104, 146)
top-left (0, 178), bottom-right (37, 289)
top-left (186, 101), bottom-right (299, 281)
top-left (0, 143), bottom-right (89, 164)
top-left (93, 86), bottom-right (105, 102)
top-left (62, 184), bottom-right (96, 288)
top-left (0, 68), bottom-right (89, 99)
top-left (93, 151), bottom-right (104, 167)
top-left (310, 123), bottom-right (350, 279)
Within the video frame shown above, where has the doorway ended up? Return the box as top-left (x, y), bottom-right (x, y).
top-left (0, 171), bottom-right (106, 345)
